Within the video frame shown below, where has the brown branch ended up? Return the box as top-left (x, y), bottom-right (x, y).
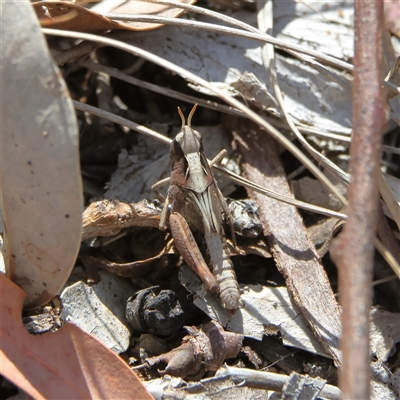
top-left (330, 2), bottom-right (387, 398)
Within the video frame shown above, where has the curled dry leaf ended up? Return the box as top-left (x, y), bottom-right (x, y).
top-left (1, 0), bottom-right (83, 308)
top-left (144, 320), bottom-right (243, 380)
top-left (82, 199), bottom-right (162, 241)
top-left (0, 274), bottom-right (153, 399)
top-left (32, 0), bottom-right (196, 32)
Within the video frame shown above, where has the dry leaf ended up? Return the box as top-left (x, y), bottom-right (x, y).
top-left (33, 0), bottom-right (196, 32)
top-left (1, 0), bottom-right (83, 308)
top-left (0, 273), bottom-right (153, 399)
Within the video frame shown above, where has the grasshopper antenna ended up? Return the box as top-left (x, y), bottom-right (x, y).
top-left (177, 107), bottom-right (186, 129)
top-left (187, 104), bottom-right (198, 127)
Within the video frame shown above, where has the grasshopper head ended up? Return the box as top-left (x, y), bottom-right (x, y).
top-left (175, 104), bottom-right (203, 155)
top-left (176, 126), bottom-right (202, 155)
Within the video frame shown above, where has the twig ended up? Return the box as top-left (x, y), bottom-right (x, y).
top-left (330, 3), bottom-right (387, 398)
top-left (217, 365), bottom-right (341, 400)
top-left (73, 100), bottom-right (170, 145)
top-left (53, 41), bottom-right (98, 66)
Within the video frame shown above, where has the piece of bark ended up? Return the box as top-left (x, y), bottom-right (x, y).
top-left (82, 199), bottom-right (162, 240)
top-left (232, 119), bottom-right (342, 366)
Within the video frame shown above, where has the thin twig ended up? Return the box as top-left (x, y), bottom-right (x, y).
top-left (73, 100), bottom-right (170, 145)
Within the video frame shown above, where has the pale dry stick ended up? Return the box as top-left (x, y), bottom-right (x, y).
top-left (73, 100), bottom-right (347, 222)
top-left (46, 30), bottom-right (400, 275)
top-left (213, 165), bottom-right (348, 221)
top-left (73, 100), bottom-right (170, 145)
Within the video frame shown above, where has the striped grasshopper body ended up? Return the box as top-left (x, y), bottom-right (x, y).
top-left (157, 106), bottom-right (241, 311)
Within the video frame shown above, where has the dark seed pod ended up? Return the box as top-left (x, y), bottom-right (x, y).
top-left (126, 286), bottom-right (186, 336)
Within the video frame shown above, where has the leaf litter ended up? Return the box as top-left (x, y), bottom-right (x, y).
top-left (2, 0), bottom-right (400, 398)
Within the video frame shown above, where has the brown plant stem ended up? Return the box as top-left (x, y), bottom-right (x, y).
top-left (330, 2), bottom-right (387, 398)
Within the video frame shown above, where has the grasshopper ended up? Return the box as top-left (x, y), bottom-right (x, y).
top-left (153, 105), bottom-right (241, 311)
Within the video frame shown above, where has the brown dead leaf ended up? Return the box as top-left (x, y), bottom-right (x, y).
top-left (0, 273), bottom-right (153, 399)
top-left (33, 0), bottom-right (196, 32)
